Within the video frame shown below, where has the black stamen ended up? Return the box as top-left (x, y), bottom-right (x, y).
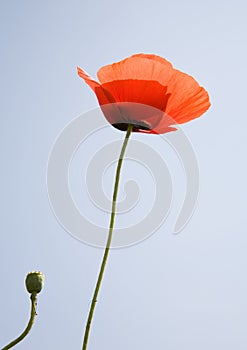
top-left (113, 121), bottom-right (151, 131)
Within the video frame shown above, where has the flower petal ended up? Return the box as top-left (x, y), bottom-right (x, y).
top-left (101, 102), bottom-right (166, 131)
top-left (150, 125), bottom-right (178, 134)
top-left (165, 69), bottom-right (211, 123)
top-left (77, 66), bottom-right (100, 90)
top-left (101, 79), bottom-right (170, 111)
top-left (97, 54), bottom-right (174, 86)
top-left (77, 66), bottom-right (115, 105)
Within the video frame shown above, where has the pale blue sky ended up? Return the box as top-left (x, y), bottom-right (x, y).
top-left (1, 0), bottom-right (247, 349)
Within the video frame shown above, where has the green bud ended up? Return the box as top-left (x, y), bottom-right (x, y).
top-left (25, 271), bottom-right (44, 294)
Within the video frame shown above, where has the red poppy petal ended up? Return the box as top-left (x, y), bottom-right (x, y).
top-left (97, 54), bottom-right (174, 86)
top-left (101, 79), bottom-right (170, 111)
top-left (77, 66), bottom-right (100, 90)
top-left (150, 125), bottom-right (178, 134)
top-left (165, 69), bottom-right (211, 123)
top-left (101, 102), bottom-right (167, 131)
top-left (77, 66), bottom-right (115, 105)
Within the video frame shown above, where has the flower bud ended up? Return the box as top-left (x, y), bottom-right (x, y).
top-left (25, 271), bottom-right (44, 294)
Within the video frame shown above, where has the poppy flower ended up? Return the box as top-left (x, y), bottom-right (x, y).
top-left (77, 54), bottom-right (210, 134)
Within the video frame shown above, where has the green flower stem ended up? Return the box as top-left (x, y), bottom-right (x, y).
top-left (82, 123), bottom-right (133, 350)
top-left (2, 293), bottom-right (38, 350)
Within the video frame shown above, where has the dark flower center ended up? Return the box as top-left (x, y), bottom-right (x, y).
top-left (112, 121), bottom-right (151, 131)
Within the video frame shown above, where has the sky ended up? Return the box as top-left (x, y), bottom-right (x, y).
top-left (1, 0), bottom-right (247, 349)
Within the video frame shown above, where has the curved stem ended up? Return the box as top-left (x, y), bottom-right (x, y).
top-left (2, 293), bottom-right (37, 350)
top-left (82, 124), bottom-right (133, 350)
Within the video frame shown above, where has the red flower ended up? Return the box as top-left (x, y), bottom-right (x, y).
top-left (77, 54), bottom-right (210, 134)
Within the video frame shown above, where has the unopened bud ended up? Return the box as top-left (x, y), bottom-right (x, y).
top-left (25, 271), bottom-right (44, 294)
